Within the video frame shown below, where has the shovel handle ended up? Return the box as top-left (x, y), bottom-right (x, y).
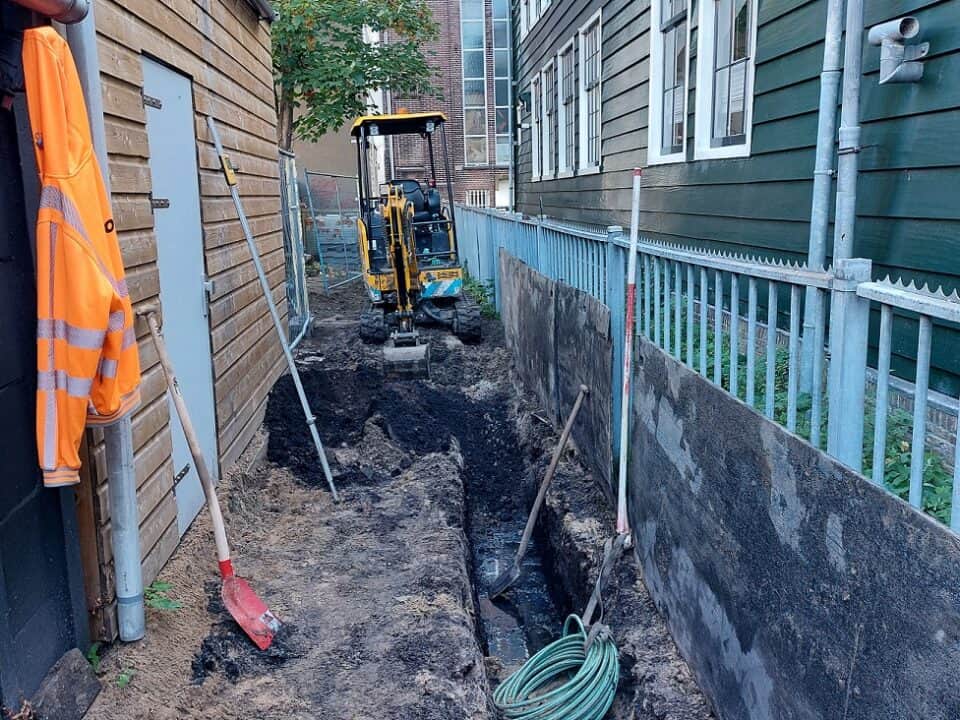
top-left (143, 311), bottom-right (233, 576)
top-left (514, 385), bottom-right (589, 563)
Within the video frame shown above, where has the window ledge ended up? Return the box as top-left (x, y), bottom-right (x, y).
top-left (647, 151), bottom-right (686, 166)
top-left (577, 164), bottom-right (601, 175)
top-left (693, 143), bottom-right (750, 161)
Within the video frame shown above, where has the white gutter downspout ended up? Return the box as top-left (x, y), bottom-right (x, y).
top-left (799, 0), bottom-right (845, 390)
top-left (65, 8), bottom-right (146, 642)
top-left (832, 0), bottom-right (865, 261)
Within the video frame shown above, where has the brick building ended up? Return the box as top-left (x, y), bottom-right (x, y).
top-left (387, 0), bottom-right (511, 209)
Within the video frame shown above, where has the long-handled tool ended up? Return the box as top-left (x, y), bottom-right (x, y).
top-left (489, 385), bottom-right (589, 599)
top-left (616, 168), bottom-right (643, 538)
top-left (141, 306), bottom-right (280, 650)
top-left (207, 116), bottom-right (339, 501)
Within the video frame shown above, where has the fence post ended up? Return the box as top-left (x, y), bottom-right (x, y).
top-left (606, 226), bottom-right (627, 460)
top-left (826, 258), bottom-right (872, 470)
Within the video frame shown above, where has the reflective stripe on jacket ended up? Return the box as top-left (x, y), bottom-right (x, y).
top-left (24, 27), bottom-right (142, 487)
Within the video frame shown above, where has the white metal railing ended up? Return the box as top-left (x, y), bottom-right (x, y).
top-left (456, 204), bottom-right (960, 531)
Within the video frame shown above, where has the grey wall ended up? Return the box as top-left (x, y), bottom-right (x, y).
top-left (630, 336), bottom-right (960, 719)
top-left (500, 251), bottom-right (613, 490)
top-left (499, 250), bottom-right (960, 719)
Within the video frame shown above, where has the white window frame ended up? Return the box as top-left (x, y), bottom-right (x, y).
top-left (530, 75), bottom-right (541, 181)
top-left (541, 58), bottom-right (555, 179)
top-left (577, 9), bottom-right (602, 174)
top-left (520, 0), bottom-right (529, 38)
top-left (693, 0), bottom-right (759, 160)
top-left (647, 0), bottom-right (690, 165)
top-left (556, 38), bottom-right (576, 177)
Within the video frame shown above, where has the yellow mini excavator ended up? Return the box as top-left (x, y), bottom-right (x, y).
top-left (351, 112), bottom-right (482, 378)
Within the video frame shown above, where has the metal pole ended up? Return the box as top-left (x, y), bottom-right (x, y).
top-left (208, 118), bottom-right (339, 501)
top-left (800, 0), bottom-right (845, 392)
top-left (67, 7), bottom-right (145, 641)
top-left (833, 0), bottom-right (865, 261)
top-left (616, 169), bottom-right (642, 538)
top-left (826, 258), bottom-right (872, 469)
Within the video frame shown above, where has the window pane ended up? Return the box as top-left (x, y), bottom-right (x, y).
top-left (675, 22), bottom-right (687, 84)
top-left (496, 107), bottom-right (510, 133)
top-left (493, 0), bottom-right (509, 19)
top-left (464, 79), bottom-right (485, 106)
top-left (713, 65), bottom-right (729, 139)
top-left (495, 79), bottom-right (509, 106)
top-left (729, 60), bottom-right (746, 135)
top-left (715, 0), bottom-right (732, 65)
top-left (495, 49), bottom-right (509, 77)
top-left (466, 137), bottom-right (487, 163)
top-left (673, 88), bottom-right (685, 146)
top-left (465, 108), bottom-right (486, 134)
top-left (733, 0), bottom-right (749, 60)
top-left (494, 20), bottom-right (509, 48)
top-left (463, 50), bottom-right (484, 79)
top-left (662, 88), bottom-right (674, 151)
top-left (663, 26), bottom-right (676, 85)
top-left (496, 136), bottom-right (511, 164)
top-left (462, 0), bottom-right (483, 20)
top-left (463, 22), bottom-right (484, 50)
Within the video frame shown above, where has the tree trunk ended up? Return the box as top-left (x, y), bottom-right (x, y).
top-left (276, 91), bottom-right (295, 151)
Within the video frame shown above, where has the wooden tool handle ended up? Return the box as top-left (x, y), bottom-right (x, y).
top-left (144, 311), bottom-right (233, 575)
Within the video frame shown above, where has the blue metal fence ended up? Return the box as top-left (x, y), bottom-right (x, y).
top-left (456, 204), bottom-right (960, 532)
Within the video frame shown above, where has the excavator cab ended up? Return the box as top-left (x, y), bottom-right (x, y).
top-left (352, 112), bottom-right (481, 378)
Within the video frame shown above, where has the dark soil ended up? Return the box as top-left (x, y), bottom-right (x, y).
top-left (189, 582), bottom-right (302, 685)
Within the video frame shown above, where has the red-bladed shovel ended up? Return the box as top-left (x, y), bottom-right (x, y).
top-left (141, 305), bottom-right (281, 650)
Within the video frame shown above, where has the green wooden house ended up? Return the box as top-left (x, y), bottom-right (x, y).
top-left (512, 0), bottom-right (959, 391)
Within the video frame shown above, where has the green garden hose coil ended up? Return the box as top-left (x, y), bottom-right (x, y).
top-left (492, 614), bottom-right (620, 720)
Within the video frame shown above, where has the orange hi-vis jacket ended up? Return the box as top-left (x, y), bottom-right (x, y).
top-left (23, 27), bottom-right (141, 488)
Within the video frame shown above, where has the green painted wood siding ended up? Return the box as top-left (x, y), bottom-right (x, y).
top-left (514, 0), bottom-right (960, 393)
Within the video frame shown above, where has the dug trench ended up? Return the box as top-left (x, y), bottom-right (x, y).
top-left (84, 283), bottom-right (711, 720)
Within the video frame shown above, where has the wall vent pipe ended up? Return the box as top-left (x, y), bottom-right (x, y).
top-left (9, 0), bottom-right (89, 23)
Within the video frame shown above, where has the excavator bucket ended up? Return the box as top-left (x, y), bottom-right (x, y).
top-left (383, 340), bottom-right (431, 380)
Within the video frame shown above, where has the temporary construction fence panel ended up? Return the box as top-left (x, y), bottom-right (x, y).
top-left (302, 171), bottom-right (362, 291)
top-left (457, 204), bottom-right (960, 532)
top-left (279, 150), bottom-right (310, 343)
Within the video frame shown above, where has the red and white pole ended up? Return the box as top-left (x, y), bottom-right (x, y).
top-left (616, 168), bottom-right (643, 537)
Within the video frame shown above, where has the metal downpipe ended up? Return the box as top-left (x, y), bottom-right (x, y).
top-left (66, 7), bottom-right (146, 641)
top-left (799, 0), bottom-right (845, 391)
top-left (9, 0), bottom-right (89, 23)
top-left (833, 0), bottom-right (865, 262)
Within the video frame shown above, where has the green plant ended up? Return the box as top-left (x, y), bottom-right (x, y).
top-left (144, 581), bottom-right (182, 611)
top-left (116, 668), bottom-right (135, 689)
top-left (273, 0), bottom-right (439, 149)
top-left (85, 643), bottom-right (101, 674)
top-left (463, 265), bottom-right (498, 318)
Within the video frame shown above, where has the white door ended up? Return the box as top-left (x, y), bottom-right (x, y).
top-left (143, 58), bottom-right (218, 535)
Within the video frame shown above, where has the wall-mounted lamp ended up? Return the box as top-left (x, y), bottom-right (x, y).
top-left (868, 17), bottom-right (929, 84)
top-left (517, 90), bottom-right (531, 111)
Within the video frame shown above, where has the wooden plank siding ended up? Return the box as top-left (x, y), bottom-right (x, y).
top-left (83, 0), bottom-right (284, 640)
top-left (513, 0), bottom-right (960, 393)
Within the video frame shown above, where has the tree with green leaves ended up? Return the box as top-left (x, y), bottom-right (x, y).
top-left (272, 0), bottom-right (439, 150)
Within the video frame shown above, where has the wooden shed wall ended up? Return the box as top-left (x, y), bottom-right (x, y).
top-left (80, 0), bottom-right (284, 639)
top-left (513, 0), bottom-right (960, 392)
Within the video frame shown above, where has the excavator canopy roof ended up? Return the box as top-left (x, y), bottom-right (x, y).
top-left (350, 112), bottom-right (448, 138)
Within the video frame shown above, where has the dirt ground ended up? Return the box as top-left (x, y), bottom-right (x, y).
top-left (85, 278), bottom-right (713, 720)
top-left (85, 282), bottom-right (500, 720)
